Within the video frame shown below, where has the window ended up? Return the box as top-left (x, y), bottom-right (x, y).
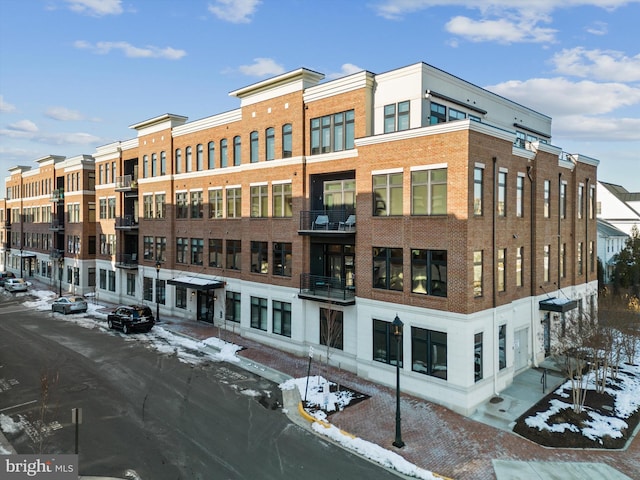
top-left (151, 153), bottom-right (157, 177)
top-left (143, 155), bottom-right (149, 178)
top-left (160, 151), bottom-right (166, 175)
top-left (473, 250), bottom-right (483, 297)
top-left (273, 183), bottom-right (292, 217)
top-left (577, 184), bottom-right (584, 219)
top-left (175, 148), bottom-right (182, 174)
top-left (126, 273), bottom-right (136, 296)
top-left (143, 277), bottom-right (153, 302)
top-left (99, 269), bottom-right (106, 289)
top-left (589, 186), bottom-right (595, 219)
top-left (320, 308), bottom-right (343, 350)
top-left (373, 172), bottom-right (403, 216)
top-left (143, 195), bottom-right (153, 219)
top-left (272, 301), bottom-right (292, 337)
top-left (196, 144), bottom-right (203, 171)
top-left (560, 243), bottom-right (566, 278)
top-left (233, 135), bottom-right (241, 166)
top-left (208, 239), bottom-right (222, 267)
top-left (250, 296), bottom-right (267, 331)
top-left (108, 270), bottom-right (116, 292)
top-left (383, 100), bottom-right (410, 132)
top-left (208, 141), bottom-right (216, 169)
top-left (176, 238), bottom-right (188, 264)
top-left (411, 249), bottom-right (447, 296)
top-left (250, 131), bottom-right (259, 163)
top-left (411, 168), bottom-right (447, 215)
top-left (220, 139), bottom-right (228, 167)
top-left (282, 124), bottom-right (292, 158)
top-left (156, 237), bottom-right (166, 262)
top-left (251, 241), bottom-right (268, 274)
top-left (590, 241), bottom-right (595, 273)
top-left (544, 245), bottom-right (550, 282)
top-left (516, 175), bottom-right (524, 218)
top-left (250, 185), bottom-right (268, 218)
top-left (108, 198), bottom-right (116, 219)
top-left (226, 187), bottom-right (241, 218)
top-left (474, 167), bottom-right (483, 216)
top-left (208, 189), bottom-right (223, 219)
top-left (176, 286), bottom-right (187, 309)
top-left (190, 191), bottom-right (203, 219)
top-left (498, 325), bottom-right (506, 370)
top-left (226, 291), bottom-right (241, 323)
top-left (497, 248), bottom-right (506, 292)
top-left (373, 247), bottom-right (403, 291)
top-left (543, 180), bottom-right (550, 218)
top-left (143, 236), bottom-right (154, 260)
top-left (560, 182), bottom-right (567, 219)
top-left (226, 239), bottom-right (241, 270)
top-left (155, 194), bottom-right (166, 219)
top-left (191, 238), bottom-right (203, 265)
top-left (264, 127), bottom-right (275, 161)
top-left (384, 104), bottom-right (396, 133)
top-left (474, 333), bottom-right (483, 382)
top-left (516, 247), bottom-right (523, 287)
top-left (273, 242), bottom-right (292, 277)
top-left (497, 171), bottom-right (507, 217)
top-left (176, 192), bottom-right (188, 219)
top-left (397, 100), bottom-right (410, 131)
top-left (157, 279), bottom-right (166, 305)
top-left (429, 102), bottom-right (446, 124)
top-left (185, 146), bottom-right (192, 172)
top-left (373, 319), bottom-right (403, 366)
top-left (411, 327), bottom-right (447, 379)
top-left (577, 242), bottom-right (583, 275)
top-left (448, 108), bottom-right (465, 121)
top-left (310, 110), bottom-right (354, 155)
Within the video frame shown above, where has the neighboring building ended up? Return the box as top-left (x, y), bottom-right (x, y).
top-left (2, 61), bottom-right (599, 415)
top-left (597, 181), bottom-right (640, 236)
top-left (596, 219), bottom-right (628, 284)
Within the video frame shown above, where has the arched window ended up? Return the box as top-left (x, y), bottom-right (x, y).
top-left (185, 146), bottom-right (192, 172)
top-left (266, 127), bottom-right (275, 161)
top-left (175, 148), bottom-right (182, 173)
top-left (196, 144), bottom-right (203, 171)
top-left (250, 131), bottom-right (259, 163)
top-left (233, 135), bottom-right (241, 166)
top-left (220, 139), bottom-right (228, 167)
top-left (208, 141), bottom-right (215, 169)
top-left (282, 124), bottom-right (292, 158)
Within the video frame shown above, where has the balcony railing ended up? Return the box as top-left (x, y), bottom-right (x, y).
top-left (298, 210), bottom-right (356, 233)
top-left (115, 215), bottom-right (138, 229)
top-left (3, 220), bottom-right (10, 229)
top-left (115, 175), bottom-right (138, 192)
top-left (115, 253), bottom-right (138, 269)
top-left (299, 273), bottom-right (355, 305)
top-left (49, 249), bottom-right (64, 259)
top-left (49, 219), bottom-right (65, 231)
top-left (50, 188), bottom-right (64, 202)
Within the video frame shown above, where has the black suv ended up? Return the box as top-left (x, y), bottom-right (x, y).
top-left (0, 271), bottom-right (16, 287)
top-left (107, 305), bottom-right (155, 334)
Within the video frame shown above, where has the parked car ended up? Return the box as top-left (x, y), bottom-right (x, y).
top-left (4, 278), bottom-right (27, 292)
top-left (0, 271), bottom-right (16, 287)
top-left (107, 305), bottom-right (155, 334)
top-left (51, 296), bottom-right (88, 314)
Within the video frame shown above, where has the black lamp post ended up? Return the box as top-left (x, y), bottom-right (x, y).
top-left (392, 314), bottom-right (405, 448)
top-left (155, 261), bottom-right (161, 323)
top-left (58, 256), bottom-right (64, 296)
top-left (20, 247), bottom-right (23, 278)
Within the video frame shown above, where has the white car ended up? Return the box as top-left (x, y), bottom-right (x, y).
top-left (4, 278), bottom-right (28, 292)
top-left (51, 296), bottom-right (88, 314)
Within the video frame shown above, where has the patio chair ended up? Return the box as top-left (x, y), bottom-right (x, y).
top-left (313, 215), bottom-right (330, 230)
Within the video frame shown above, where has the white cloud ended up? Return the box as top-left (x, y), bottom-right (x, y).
top-left (208, 0), bottom-right (261, 23)
top-left (585, 20), bottom-right (608, 35)
top-left (74, 40), bottom-right (186, 60)
top-left (327, 63), bottom-right (364, 80)
top-left (237, 58), bottom-right (285, 77)
top-left (45, 106), bottom-right (84, 121)
top-left (445, 16), bottom-right (556, 43)
top-left (553, 115), bottom-right (640, 141)
top-left (7, 120), bottom-right (38, 133)
top-left (552, 47), bottom-right (640, 82)
top-left (65, 0), bottom-right (123, 16)
top-left (0, 95), bottom-right (17, 113)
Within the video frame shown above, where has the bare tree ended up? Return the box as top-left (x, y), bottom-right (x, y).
top-left (320, 303), bottom-right (342, 367)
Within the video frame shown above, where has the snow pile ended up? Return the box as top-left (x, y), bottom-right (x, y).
top-left (280, 375), bottom-right (357, 413)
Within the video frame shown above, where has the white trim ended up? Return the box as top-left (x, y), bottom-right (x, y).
top-left (499, 167), bottom-right (508, 173)
top-left (372, 167), bottom-right (403, 176)
top-left (475, 162), bottom-right (485, 169)
top-left (410, 163), bottom-right (447, 172)
top-left (271, 179), bottom-right (292, 185)
top-left (250, 181), bottom-right (268, 187)
top-left (226, 184), bottom-right (241, 190)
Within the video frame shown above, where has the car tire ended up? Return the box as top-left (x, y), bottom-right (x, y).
top-left (64, 306), bottom-right (70, 315)
top-left (107, 319), bottom-right (114, 329)
top-left (123, 324), bottom-right (130, 334)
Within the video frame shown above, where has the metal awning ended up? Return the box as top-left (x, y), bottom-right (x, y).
top-left (167, 276), bottom-right (225, 291)
top-left (14, 251), bottom-right (37, 258)
top-left (539, 297), bottom-right (578, 313)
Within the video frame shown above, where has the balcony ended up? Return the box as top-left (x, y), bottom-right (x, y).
top-left (298, 210), bottom-right (356, 234)
top-left (115, 253), bottom-right (138, 269)
top-left (49, 219), bottom-right (65, 231)
top-left (299, 273), bottom-right (355, 305)
top-left (50, 188), bottom-right (65, 203)
top-left (115, 175), bottom-right (138, 194)
top-left (3, 220), bottom-right (10, 229)
top-left (49, 249), bottom-right (64, 259)
top-left (115, 215), bottom-right (139, 230)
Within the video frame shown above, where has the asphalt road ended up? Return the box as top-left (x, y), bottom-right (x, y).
top-left (0, 294), bottom-right (401, 479)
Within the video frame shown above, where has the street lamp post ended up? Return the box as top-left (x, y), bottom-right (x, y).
top-left (155, 261), bottom-right (161, 323)
top-left (20, 247), bottom-right (23, 278)
top-left (58, 256), bottom-right (64, 297)
top-left (392, 314), bottom-right (405, 448)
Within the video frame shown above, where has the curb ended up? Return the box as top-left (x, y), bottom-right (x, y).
top-left (296, 402), bottom-right (356, 439)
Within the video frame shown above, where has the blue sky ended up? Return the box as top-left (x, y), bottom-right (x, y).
top-left (1, 0), bottom-right (639, 193)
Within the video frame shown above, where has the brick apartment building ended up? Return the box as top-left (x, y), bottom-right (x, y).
top-left (1, 62), bottom-right (598, 415)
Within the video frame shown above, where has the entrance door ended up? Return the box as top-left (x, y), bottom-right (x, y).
top-left (196, 291), bottom-right (215, 323)
top-left (514, 328), bottom-right (529, 371)
top-left (543, 312), bottom-right (551, 357)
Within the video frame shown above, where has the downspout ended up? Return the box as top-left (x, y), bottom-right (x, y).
top-left (558, 173), bottom-right (562, 292)
top-left (492, 157), bottom-right (499, 396)
top-left (585, 177), bottom-right (590, 285)
top-left (527, 163), bottom-right (538, 368)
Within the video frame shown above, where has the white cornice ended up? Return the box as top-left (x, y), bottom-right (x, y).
top-left (304, 71), bottom-right (374, 103)
top-left (173, 109), bottom-right (242, 137)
